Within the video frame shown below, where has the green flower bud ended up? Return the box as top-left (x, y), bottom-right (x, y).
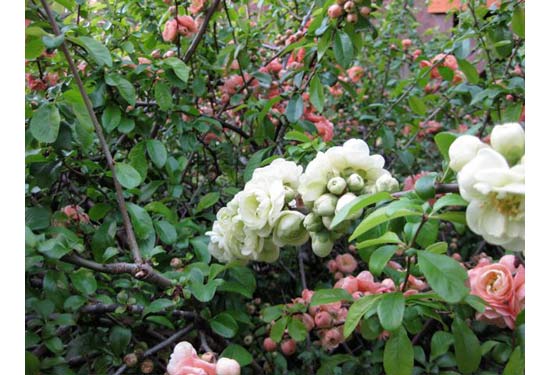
top-left (322, 215), bottom-right (351, 232)
top-left (335, 192), bottom-right (362, 220)
top-left (327, 177), bottom-right (347, 195)
top-left (284, 186), bottom-right (297, 203)
top-left (313, 193), bottom-right (338, 216)
top-left (311, 231), bottom-right (334, 257)
top-left (304, 213), bottom-right (323, 232)
top-left (375, 174), bottom-right (399, 193)
top-left (346, 173), bottom-right (365, 192)
top-left (273, 211), bottom-right (309, 247)
top-left (256, 239), bottom-right (280, 263)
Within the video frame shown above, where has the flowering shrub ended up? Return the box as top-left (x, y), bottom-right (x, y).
top-left (25, 0), bottom-right (525, 374)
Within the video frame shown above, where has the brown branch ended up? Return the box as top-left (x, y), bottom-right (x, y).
top-left (39, 0), bottom-right (144, 265)
top-left (80, 303), bottom-right (196, 319)
top-left (182, 0), bottom-right (222, 63)
top-left (61, 254), bottom-right (172, 289)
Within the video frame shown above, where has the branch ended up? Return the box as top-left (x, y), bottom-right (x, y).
top-left (113, 325), bottom-right (195, 375)
top-left (39, 0), bottom-right (144, 265)
top-left (182, 0), bottom-right (222, 63)
top-left (80, 303), bottom-right (195, 319)
top-left (61, 254), bottom-right (172, 289)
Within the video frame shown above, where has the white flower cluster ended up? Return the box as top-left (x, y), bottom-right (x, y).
top-left (206, 139), bottom-right (398, 263)
top-left (206, 159), bottom-right (309, 263)
top-left (298, 139), bottom-right (398, 257)
top-left (449, 123), bottom-right (525, 253)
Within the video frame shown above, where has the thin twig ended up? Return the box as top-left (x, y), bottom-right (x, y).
top-left (182, 0), bottom-right (222, 63)
top-left (39, 0), bottom-right (144, 265)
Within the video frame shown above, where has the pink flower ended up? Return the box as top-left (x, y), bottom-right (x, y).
top-left (401, 39), bottom-right (412, 50)
top-left (176, 16), bottom-right (198, 37)
top-left (335, 253), bottom-right (358, 274)
top-left (314, 119), bottom-right (334, 142)
top-left (162, 19), bottom-right (178, 42)
top-left (346, 66), bottom-right (365, 83)
top-left (334, 276), bottom-right (359, 294)
top-left (315, 311), bottom-right (333, 328)
top-left (327, 4), bottom-right (343, 19)
top-left (320, 327), bottom-right (344, 351)
top-left (189, 0), bottom-right (206, 15)
top-left (468, 256), bottom-right (524, 329)
top-left (167, 342), bottom-right (241, 375)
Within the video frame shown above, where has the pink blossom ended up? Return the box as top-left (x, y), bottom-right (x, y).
top-left (335, 253), bottom-right (358, 274)
top-left (346, 66), bottom-right (365, 83)
top-left (189, 0), bottom-right (206, 15)
top-left (162, 19), bottom-right (178, 42)
top-left (320, 327), bottom-right (344, 351)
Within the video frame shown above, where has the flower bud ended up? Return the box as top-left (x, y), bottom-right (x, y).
top-left (170, 257), bottom-right (182, 268)
top-left (141, 359), bottom-right (154, 374)
top-left (346, 173), bottom-right (364, 192)
top-left (201, 352), bottom-right (216, 363)
top-left (490, 123), bottom-right (525, 165)
top-left (449, 135), bottom-right (489, 172)
top-left (273, 211), bottom-right (309, 247)
top-left (311, 231), bottom-right (334, 257)
top-left (327, 176), bottom-right (347, 195)
top-left (216, 357), bottom-right (241, 375)
top-left (344, 1), bottom-right (355, 13)
top-left (315, 311), bottom-right (333, 328)
top-left (335, 193), bottom-right (362, 220)
top-left (281, 339), bottom-right (296, 356)
top-left (375, 174), bottom-right (399, 193)
top-left (263, 337), bottom-right (277, 352)
top-left (124, 353), bottom-right (138, 367)
top-left (301, 313), bottom-right (315, 331)
top-left (303, 213), bottom-right (323, 232)
top-left (327, 4), bottom-right (343, 18)
top-left (346, 13), bottom-right (358, 23)
top-left (313, 193), bottom-right (338, 216)
top-left (359, 6), bottom-right (371, 17)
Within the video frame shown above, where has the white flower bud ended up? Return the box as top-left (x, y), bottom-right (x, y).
top-left (375, 174), bottom-right (399, 193)
top-left (346, 173), bottom-right (365, 192)
top-left (284, 186), bottom-right (296, 203)
top-left (490, 123), bottom-right (525, 165)
top-left (303, 213), bottom-right (323, 232)
top-left (449, 135), bottom-right (489, 172)
top-left (313, 193), bottom-right (338, 216)
top-left (322, 215), bottom-right (351, 232)
top-left (327, 176), bottom-right (347, 195)
top-left (311, 231), bottom-right (334, 257)
top-left (272, 211), bottom-right (309, 247)
top-left (216, 357), bottom-right (241, 375)
top-left (335, 192), bottom-right (362, 220)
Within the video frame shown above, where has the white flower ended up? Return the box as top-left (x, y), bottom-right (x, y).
top-left (335, 192), bottom-right (362, 220)
top-left (457, 148), bottom-right (525, 253)
top-left (449, 135), bottom-right (489, 172)
top-left (238, 178), bottom-right (285, 235)
top-left (252, 158), bottom-right (303, 191)
top-left (311, 231), bottom-right (334, 257)
top-left (167, 342), bottom-right (197, 375)
top-left (272, 210), bottom-right (309, 247)
top-left (298, 151), bottom-right (336, 204)
top-left (313, 193), bottom-right (338, 216)
top-left (490, 123), bottom-right (525, 165)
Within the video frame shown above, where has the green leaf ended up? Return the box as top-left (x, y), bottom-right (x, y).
top-left (210, 313), bottom-right (239, 338)
top-left (26, 207), bottom-right (51, 231)
top-left (434, 132), bottom-right (458, 161)
top-left (344, 294), bottom-right (381, 338)
top-left (190, 279), bottom-right (220, 302)
top-left (146, 140), bottom-right (168, 169)
top-left (417, 252), bottom-right (469, 303)
top-left (457, 59), bottom-right (479, 84)
top-left (285, 94), bottom-right (304, 123)
top-left (70, 268), bottom-right (97, 295)
top-left (464, 294), bottom-right (487, 313)
top-left (154, 220), bottom-right (177, 245)
top-left (261, 305), bottom-right (283, 323)
top-left (431, 194), bottom-right (468, 214)
top-left (105, 74), bottom-right (136, 105)
top-left (332, 192), bottom-right (393, 229)
top-left (195, 192), bottom-right (220, 213)
top-left (143, 298), bottom-right (173, 316)
top-left (452, 318), bottom-right (481, 374)
top-left (503, 346), bottom-right (524, 375)
top-left (115, 163), bottom-right (141, 189)
top-left (431, 211), bottom-right (466, 225)
top-left (310, 288), bottom-right (354, 306)
top-left (270, 316), bottom-right (288, 343)
top-left (369, 245), bottom-right (398, 277)
top-left (383, 326), bottom-right (414, 375)
top-left (26, 351), bottom-right (40, 375)
top-left (333, 30), bottom-right (353, 68)
top-left (511, 7), bottom-right (525, 38)
top-left (75, 36), bottom-right (112, 67)
top-left (26, 36), bottom-right (45, 60)
top-left (430, 331), bottom-right (454, 360)
top-left (42, 33), bottom-right (65, 49)
top-left (146, 315), bottom-right (175, 330)
top-left (164, 57), bottom-right (191, 83)
top-left (309, 75), bottom-right (324, 112)
top-left (288, 318), bottom-right (308, 342)
top-left (350, 201), bottom-right (422, 241)
top-left (357, 231), bottom-right (402, 249)
top-left (220, 344), bottom-right (253, 367)
top-left (408, 96), bottom-right (427, 115)
top-left (30, 103), bottom-right (60, 144)
top-left (154, 82), bottom-right (173, 111)
top-left (110, 326), bottom-right (131, 356)
top-left (243, 147), bottom-right (272, 183)
top-left (45, 337), bottom-right (64, 354)
top-left (127, 202), bottom-right (155, 240)
top-left (415, 174), bottom-right (437, 200)
top-left (63, 295), bottom-right (87, 312)
top-left (101, 104), bottom-right (121, 133)
top-left (377, 293), bottom-right (405, 331)
top-left (425, 241), bottom-right (448, 254)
